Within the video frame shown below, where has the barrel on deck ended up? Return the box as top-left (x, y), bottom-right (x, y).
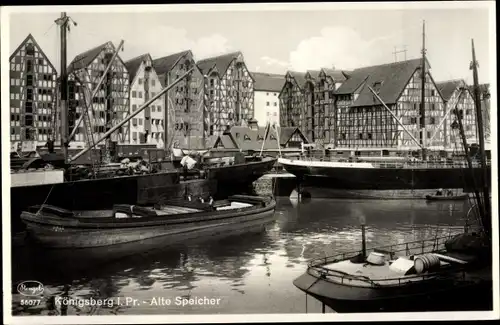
top-left (414, 254), bottom-right (440, 273)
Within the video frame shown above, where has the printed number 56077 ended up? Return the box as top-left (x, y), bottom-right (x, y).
top-left (20, 299), bottom-right (41, 306)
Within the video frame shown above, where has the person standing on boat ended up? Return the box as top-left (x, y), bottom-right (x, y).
top-left (45, 136), bottom-right (55, 154)
top-left (436, 188), bottom-right (443, 196)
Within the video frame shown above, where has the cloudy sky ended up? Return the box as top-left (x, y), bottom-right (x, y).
top-left (5, 3), bottom-right (494, 84)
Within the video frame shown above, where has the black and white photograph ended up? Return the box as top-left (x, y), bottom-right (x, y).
top-left (1, 2), bottom-right (497, 323)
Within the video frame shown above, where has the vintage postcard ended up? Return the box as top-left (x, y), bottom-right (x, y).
top-left (1, 2), bottom-right (497, 324)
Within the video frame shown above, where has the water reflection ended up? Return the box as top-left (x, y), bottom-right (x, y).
top-left (11, 197), bottom-right (472, 315)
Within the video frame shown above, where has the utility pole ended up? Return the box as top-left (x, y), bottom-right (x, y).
top-left (419, 20), bottom-right (427, 160)
top-left (392, 46), bottom-right (407, 62)
top-left (470, 39), bottom-right (491, 237)
top-left (58, 12), bottom-right (69, 163)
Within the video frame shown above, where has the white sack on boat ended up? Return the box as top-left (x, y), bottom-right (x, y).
top-left (389, 257), bottom-right (415, 274)
top-left (181, 155), bottom-right (197, 169)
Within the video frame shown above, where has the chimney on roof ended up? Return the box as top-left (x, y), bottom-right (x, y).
top-left (248, 118), bottom-right (259, 131)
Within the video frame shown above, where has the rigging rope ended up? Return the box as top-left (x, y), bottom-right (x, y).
top-left (451, 129), bottom-right (483, 232)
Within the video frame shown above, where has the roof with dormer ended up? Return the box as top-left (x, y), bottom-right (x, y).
top-left (335, 58), bottom-right (440, 107)
top-left (152, 50), bottom-right (192, 76)
top-left (124, 53), bottom-right (153, 83)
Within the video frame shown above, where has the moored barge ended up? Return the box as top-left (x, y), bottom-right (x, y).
top-left (21, 194), bottom-right (276, 249)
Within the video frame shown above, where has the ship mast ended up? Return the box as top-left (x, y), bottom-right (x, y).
top-left (452, 88), bottom-right (484, 227)
top-left (58, 12), bottom-right (69, 163)
top-left (55, 12), bottom-right (77, 162)
top-left (470, 39), bottom-right (491, 238)
top-left (420, 20), bottom-right (427, 160)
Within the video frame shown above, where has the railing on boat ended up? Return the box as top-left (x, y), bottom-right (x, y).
top-left (307, 235), bottom-right (467, 287)
top-left (292, 156), bottom-right (490, 170)
top-left (374, 161), bottom-right (488, 169)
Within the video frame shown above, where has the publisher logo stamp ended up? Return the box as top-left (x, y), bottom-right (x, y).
top-left (17, 281), bottom-right (44, 297)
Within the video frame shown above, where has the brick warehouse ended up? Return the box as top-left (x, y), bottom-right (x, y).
top-left (279, 69), bottom-right (349, 147)
top-left (67, 41), bottom-right (130, 148)
top-left (124, 53), bottom-right (165, 147)
top-left (9, 34), bottom-right (58, 149)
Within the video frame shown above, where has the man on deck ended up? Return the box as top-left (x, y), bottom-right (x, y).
top-left (46, 136), bottom-right (55, 154)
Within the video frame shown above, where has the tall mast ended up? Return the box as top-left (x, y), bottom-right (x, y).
top-left (420, 20), bottom-right (427, 159)
top-left (470, 39), bottom-right (491, 237)
top-left (59, 12), bottom-right (69, 162)
top-left (453, 88), bottom-right (484, 225)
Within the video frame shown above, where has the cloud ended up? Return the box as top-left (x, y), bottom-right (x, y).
top-left (194, 34), bottom-right (233, 59)
top-left (289, 27), bottom-right (373, 71)
top-left (118, 25), bottom-right (233, 61)
top-left (258, 25), bottom-right (422, 73)
top-left (256, 27), bottom-right (377, 73)
top-left (62, 22), bottom-right (233, 64)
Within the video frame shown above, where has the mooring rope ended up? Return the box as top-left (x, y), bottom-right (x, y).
top-left (303, 273), bottom-right (324, 314)
top-left (37, 184), bottom-right (55, 215)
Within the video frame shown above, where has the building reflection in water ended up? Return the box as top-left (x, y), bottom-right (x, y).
top-left (11, 197), bottom-right (471, 315)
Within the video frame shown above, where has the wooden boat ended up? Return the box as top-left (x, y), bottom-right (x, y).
top-left (293, 233), bottom-right (492, 313)
top-left (20, 195), bottom-right (276, 249)
top-left (425, 194), bottom-right (469, 201)
top-left (15, 214), bottom-right (274, 276)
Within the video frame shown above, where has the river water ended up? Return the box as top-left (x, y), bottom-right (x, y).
top-left (10, 198), bottom-right (475, 316)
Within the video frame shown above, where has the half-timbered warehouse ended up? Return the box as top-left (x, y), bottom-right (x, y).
top-left (279, 69), bottom-right (349, 147)
top-left (196, 51), bottom-right (255, 138)
top-left (469, 83), bottom-right (491, 140)
top-left (153, 50), bottom-right (206, 150)
top-left (67, 41), bottom-right (130, 148)
top-left (304, 69), bottom-right (349, 146)
top-left (124, 53), bottom-right (165, 148)
top-left (279, 71), bottom-right (307, 131)
top-left (334, 58), bottom-right (445, 151)
top-left (9, 34), bottom-right (58, 149)
top-left (435, 79), bottom-right (477, 148)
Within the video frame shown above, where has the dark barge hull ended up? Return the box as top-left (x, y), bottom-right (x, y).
top-left (281, 163), bottom-right (491, 191)
top-left (294, 270), bottom-right (493, 313)
top-left (10, 172), bottom-right (213, 233)
top-left (11, 158), bottom-right (276, 233)
top-left (208, 157), bottom-right (277, 198)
